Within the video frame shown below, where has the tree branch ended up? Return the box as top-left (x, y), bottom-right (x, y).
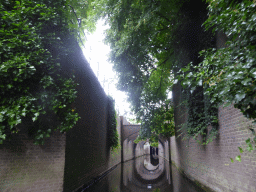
top-left (149, 53), bottom-right (173, 77)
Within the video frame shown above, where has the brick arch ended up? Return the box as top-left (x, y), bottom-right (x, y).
top-left (122, 125), bottom-right (141, 142)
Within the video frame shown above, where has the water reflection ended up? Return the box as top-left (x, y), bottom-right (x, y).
top-left (82, 155), bottom-right (206, 192)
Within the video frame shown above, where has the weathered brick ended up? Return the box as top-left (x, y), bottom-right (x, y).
top-left (171, 81), bottom-right (256, 192)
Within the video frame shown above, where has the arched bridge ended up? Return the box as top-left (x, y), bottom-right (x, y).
top-left (119, 116), bottom-right (170, 163)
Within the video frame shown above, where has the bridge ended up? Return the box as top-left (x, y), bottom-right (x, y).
top-left (119, 116), bottom-right (170, 163)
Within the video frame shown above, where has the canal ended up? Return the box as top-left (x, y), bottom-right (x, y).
top-left (78, 155), bottom-right (207, 192)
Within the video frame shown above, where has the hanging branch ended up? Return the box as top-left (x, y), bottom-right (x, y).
top-left (67, 4), bottom-right (86, 48)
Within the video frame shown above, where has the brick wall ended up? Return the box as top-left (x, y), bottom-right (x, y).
top-left (60, 32), bottom-right (122, 192)
top-left (170, 8), bottom-right (256, 189)
top-left (122, 125), bottom-right (140, 142)
top-left (170, 29), bottom-right (256, 192)
top-left (170, 103), bottom-right (256, 192)
top-left (0, 128), bottom-right (66, 192)
top-left (0, 24), bottom-right (122, 192)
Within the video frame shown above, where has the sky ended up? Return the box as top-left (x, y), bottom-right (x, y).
top-left (82, 19), bottom-right (136, 119)
top-left (82, 19), bottom-right (172, 121)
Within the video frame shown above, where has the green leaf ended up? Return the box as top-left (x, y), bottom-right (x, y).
top-left (238, 146), bottom-right (243, 153)
top-left (235, 155), bottom-right (241, 162)
top-left (7, 84), bottom-right (13, 89)
top-left (245, 138), bottom-right (251, 144)
top-left (181, 66), bottom-right (190, 72)
top-left (235, 93), bottom-right (246, 102)
top-left (247, 143), bottom-right (253, 152)
top-left (241, 78), bottom-right (252, 86)
top-left (223, 102), bottom-right (232, 108)
top-left (173, 79), bottom-right (178, 84)
top-left (230, 158), bottom-right (234, 163)
top-left (0, 134), bottom-right (6, 140)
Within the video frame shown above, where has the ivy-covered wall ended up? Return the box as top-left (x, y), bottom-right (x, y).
top-left (0, 24), bottom-right (122, 192)
top-left (170, 29), bottom-right (256, 192)
top-left (55, 32), bottom-right (122, 192)
top-left (170, 103), bottom-right (256, 192)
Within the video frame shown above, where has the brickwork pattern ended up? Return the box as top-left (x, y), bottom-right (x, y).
top-left (61, 33), bottom-right (122, 192)
top-left (0, 130), bottom-right (66, 192)
top-left (122, 125), bottom-right (141, 142)
top-left (170, 102), bottom-right (256, 192)
top-left (1, 23), bottom-right (123, 192)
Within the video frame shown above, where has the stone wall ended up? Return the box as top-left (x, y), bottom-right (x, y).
top-left (143, 142), bottom-right (150, 155)
top-left (123, 139), bottom-right (134, 162)
top-left (122, 125), bottom-right (141, 141)
top-left (135, 141), bottom-right (145, 158)
top-left (120, 116), bottom-right (142, 162)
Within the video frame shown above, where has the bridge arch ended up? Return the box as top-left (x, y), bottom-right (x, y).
top-left (120, 116), bottom-right (170, 162)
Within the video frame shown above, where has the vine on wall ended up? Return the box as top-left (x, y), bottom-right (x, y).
top-left (172, 0), bottom-right (219, 146)
top-left (107, 95), bottom-right (120, 151)
top-left (175, 0), bottom-right (256, 161)
top-left (0, 0), bottom-right (83, 145)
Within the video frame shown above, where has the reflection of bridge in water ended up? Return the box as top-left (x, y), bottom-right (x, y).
top-left (83, 154), bottom-right (206, 192)
top-left (123, 155), bottom-right (171, 191)
top-left (120, 116), bottom-right (170, 164)
top-left (78, 116), bottom-right (208, 192)
top-left (120, 116), bottom-right (173, 191)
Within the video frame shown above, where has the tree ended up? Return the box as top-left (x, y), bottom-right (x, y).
top-left (0, 0), bottom-right (98, 145)
top-left (175, 0), bottom-right (256, 161)
top-left (85, 0), bottom-right (193, 141)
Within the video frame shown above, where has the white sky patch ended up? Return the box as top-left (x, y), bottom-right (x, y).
top-left (82, 19), bottom-right (135, 119)
top-left (81, 19), bottom-right (172, 120)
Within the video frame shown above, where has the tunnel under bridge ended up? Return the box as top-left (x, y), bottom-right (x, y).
top-left (120, 116), bottom-right (171, 163)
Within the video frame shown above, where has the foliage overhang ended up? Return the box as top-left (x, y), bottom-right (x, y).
top-left (88, 0), bottom-right (256, 160)
top-left (0, 0), bottom-right (99, 145)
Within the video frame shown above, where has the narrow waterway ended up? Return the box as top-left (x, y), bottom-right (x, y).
top-left (80, 155), bottom-right (206, 192)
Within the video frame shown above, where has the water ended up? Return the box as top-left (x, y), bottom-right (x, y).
top-left (81, 155), bottom-right (206, 192)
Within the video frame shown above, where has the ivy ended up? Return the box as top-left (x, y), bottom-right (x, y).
top-left (107, 95), bottom-right (119, 151)
top-left (175, 0), bottom-right (256, 160)
top-left (175, 82), bottom-right (219, 146)
top-left (0, 0), bottom-right (85, 145)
